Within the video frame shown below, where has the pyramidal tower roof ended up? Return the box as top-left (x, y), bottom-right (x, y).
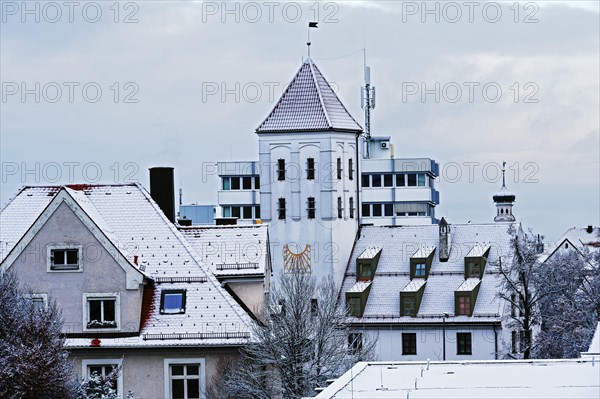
top-left (256, 59), bottom-right (363, 133)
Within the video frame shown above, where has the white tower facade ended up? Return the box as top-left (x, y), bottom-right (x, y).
top-left (256, 59), bottom-right (362, 289)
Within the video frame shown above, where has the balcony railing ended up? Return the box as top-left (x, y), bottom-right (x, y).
top-left (216, 262), bottom-right (260, 271)
top-left (143, 331), bottom-right (251, 341)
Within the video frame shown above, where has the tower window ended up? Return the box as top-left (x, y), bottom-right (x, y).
top-left (278, 198), bottom-right (286, 220)
top-left (307, 158), bottom-right (315, 180)
top-left (337, 158), bottom-right (343, 180)
top-left (337, 197), bottom-right (343, 219)
top-left (349, 197), bottom-right (354, 219)
top-left (307, 197), bottom-right (316, 219)
top-left (348, 159), bottom-right (354, 180)
top-left (277, 159), bottom-right (285, 181)
top-left (254, 176), bottom-right (260, 189)
top-left (242, 176), bottom-right (252, 190)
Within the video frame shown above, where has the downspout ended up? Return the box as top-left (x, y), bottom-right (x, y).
top-left (356, 133), bottom-right (361, 224)
top-left (493, 323), bottom-right (498, 360)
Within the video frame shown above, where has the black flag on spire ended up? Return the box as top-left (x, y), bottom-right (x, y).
top-left (309, 21), bottom-right (318, 28)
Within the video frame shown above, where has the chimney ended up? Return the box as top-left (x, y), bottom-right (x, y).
top-left (149, 167), bottom-right (175, 223)
top-left (439, 217), bottom-right (451, 262)
top-left (587, 225), bottom-right (594, 234)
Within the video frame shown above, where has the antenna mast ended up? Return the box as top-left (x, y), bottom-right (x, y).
top-left (361, 48), bottom-right (376, 158)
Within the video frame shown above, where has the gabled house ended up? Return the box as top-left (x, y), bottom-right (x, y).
top-left (0, 183), bottom-right (254, 398)
top-left (540, 225), bottom-right (600, 264)
top-left (339, 219), bottom-right (517, 361)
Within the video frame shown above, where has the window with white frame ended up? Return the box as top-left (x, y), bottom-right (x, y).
top-left (25, 293), bottom-right (48, 311)
top-left (160, 290), bottom-right (186, 314)
top-left (164, 359), bottom-right (205, 399)
top-left (84, 293), bottom-right (119, 330)
top-left (83, 359), bottom-right (123, 395)
top-left (48, 244), bottom-right (82, 271)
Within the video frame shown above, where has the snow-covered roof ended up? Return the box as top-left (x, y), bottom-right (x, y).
top-left (179, 224), bottom-right (268, 277)
top-left (358, 246), bottom-right (382, 260)
top-left (348, 281), bottom-right (372, 293)
top-left (401, 279), bottom-right (426, 293)
top-left (340, 224), bottom-right (515, 324)
top-left (456, 278), bottom-right (481, 292)
top-left (312, 359), bottom-right (600, 398)
top-left (466, 243), bottom-right (491, 258)
top-left (412, 246), bottom-right (435, 259)
top-left (540, 226), bottom-right (600, 263)
top-left (0, 184), bottom-right (254, 348)
top-left (256, 59), bottom-right (362, 133)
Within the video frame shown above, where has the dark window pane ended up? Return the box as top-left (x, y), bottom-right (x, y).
top-left (103, 300), bottom-right (115, 322)
top-left (231, 177), bottom-right (240, 190)
top-left (187, 365), bottom-right (199, 375)
top-left (278, 198), bottom-right (286, 220)
top-left (243, 207), bottom-right (253, 219)
top-left (372, 204), bottom-right (382, 217)
top-left (66, 249), bottom-right (78, 264)
top-left (307, 158), bottom-right (315, 180)
top-left (407, 174), bottom-right (417, 186)
top-left (396, 174), bottom-right (405, 186)
top-left (52, 250), bottom-right (65, 265)
top-left (337, 158), bottom-right (342, 180)
top-left (242, 177), bottom-right (252, 190)
top-left (171, 380), bottom-right (184, 398)
top-left (172, 365), bottom-right (184, 375)
top-left (187, 379), bottom-right (200, 398)
top-left (362, 204), bottom-right (370, 217)
top-left (89, 366), bottom-right (103, 376)
top-left (361, 174), bottom-right (370, 188)
top-left (278, 159), bottom-right (285, 180)
top-left (254, 176), bottom-right (260, 189)
top-left (402, 333), bottom-right (417, 355)
top-left (384, 204), bottom-right (393, 216)
top-left (89, 301), bottom-right (102, 322)
top-left (255, 206), bottom-right (261, 219)
top-left (372, 175), bottom-right (381, 187)
top-left (232, 207), bottom-right (241, 219)
top-left (348, 159), bottom-right (354, 180)
top-left (384, 174), bottom-right (393, 187)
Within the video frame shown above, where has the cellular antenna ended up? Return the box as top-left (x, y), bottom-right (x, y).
top-left (361, 48), bottom-right (376, 158)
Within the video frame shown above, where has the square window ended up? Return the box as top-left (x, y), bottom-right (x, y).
top-left (231, 206), bottom-right (241, 219)
top-left (242, 177), bottom-right (252, 190)
top-left (402, 333), bottom-right (417, 355)
top-left (87, 364), bottom-right (118, 393)
top-left (372, 174), bottom-right (382, 187)
top-left (468, 261), bottom-right (480, 277)
top-left (86, 297), bottom-right (117, 329)
top-left (347, 296), bottom-right (361, 316)
top-left (231, 177), bottom-right (240, 190)
top-left (407, 174), bottom-right (417, 186)
top-left (372, 204), bottom-right (382, 217)
top-left (361, 174), bottom-right (370, 188)
top-left (396, 174), bottom-right (405, 187)
top-left (243, 206), bottom-right (253, 219)
top-left (384, 174), bottom-right (393, 187)
top-left (362, 203), bottom-right (371, 217)
top-left (414, 263), bottom-right (426, 277)
top-left (50, 248), bottom-right (80, 271)
top-left (384, 203), bottom-right (394, 217)
top-left (457, 333), bottom-right (472, 355)
top-left (161, 290), bottom-right (186, 314)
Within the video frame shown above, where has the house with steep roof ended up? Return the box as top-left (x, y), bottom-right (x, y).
top-left (0, 183), bottom-right (257, 398)
top-left (540, 225), bottom-right (600, 264)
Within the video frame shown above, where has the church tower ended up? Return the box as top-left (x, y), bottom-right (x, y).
top-left (255, 58), bottom-right (363, 289)
top-left (493, 161), bottom-right (516, 222)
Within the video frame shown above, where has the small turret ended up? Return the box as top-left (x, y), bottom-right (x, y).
top-left (493, 162), bottom-right (516, 222)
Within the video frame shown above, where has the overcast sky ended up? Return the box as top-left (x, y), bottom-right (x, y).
top-left (1, 0), bottom-right (598, 242)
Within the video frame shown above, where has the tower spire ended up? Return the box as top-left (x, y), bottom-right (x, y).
top-left (361, 48), bottom-right (376, 159)
top-left (493, 161), bottom-right (516, 222)
top-left (307, 22), bottom-right (318, 58)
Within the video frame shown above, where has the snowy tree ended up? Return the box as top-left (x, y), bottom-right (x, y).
top-left (534, 245), bottom-right (600, 358)
top-left (207, 273), bottom-right (375, 399)
top-left (496, 225), bottom-right (554, 359)
top-left (77, 364), bottom-right (135, 399)
top-left (0, 272), bottom-right (76, 399)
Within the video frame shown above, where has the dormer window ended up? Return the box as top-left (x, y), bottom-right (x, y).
top-left (48, 244), bottom-right (82, 272)
top-left (401, 296), bottom-right (416, 316)
top-left (160, 290), bottom-right (186, 314)
top-left (400, 279), bottom-right (426, 317)
top-left (457, 295), bottom-right (471, 315)
top-left (346, 281), bottom-right (371, 318)
top-left (414, 263), bottom-right (426, 277)
top-left (467, 261), bottom-right (480, 277)
top-left (464, 244), bottom-right (490, 279)
top-left (356, 247), bottom-right (382, 281)
top-left (454, 279), bottom-right (480, 317)
top-left (410, 247), bottom-right (435, 279)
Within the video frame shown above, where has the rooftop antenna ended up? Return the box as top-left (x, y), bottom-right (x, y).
top-left (179, 187), bottom-right (182, 206)
top-left (361, 48), bottom-right (376, 158)
top-left (307, 21), bottom-right (318, 59)
top-left (501, 161), bottom-right (507, 188)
